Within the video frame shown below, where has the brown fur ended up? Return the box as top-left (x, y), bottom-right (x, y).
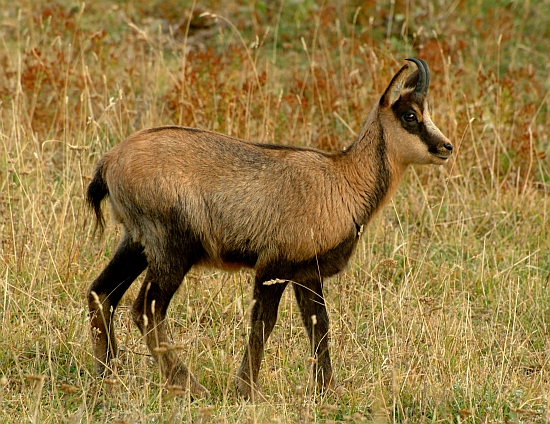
top-left (86, 59), bottom-right (452, 399)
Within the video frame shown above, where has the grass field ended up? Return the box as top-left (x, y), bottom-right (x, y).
top-left (1, 0), bottom-right (550, 422)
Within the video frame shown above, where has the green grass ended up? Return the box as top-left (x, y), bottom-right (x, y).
top-left (1, 0), bottom-right (549, 422)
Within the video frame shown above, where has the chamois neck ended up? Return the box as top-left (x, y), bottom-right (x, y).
top-left (337, 108), bottom-right (407, 226)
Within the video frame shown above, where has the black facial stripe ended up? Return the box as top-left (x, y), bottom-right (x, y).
top-left (391, 96), bottom-right (442, 152)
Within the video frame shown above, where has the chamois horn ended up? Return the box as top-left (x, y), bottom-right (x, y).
top-left (406, 57), bottom-right (430, 97)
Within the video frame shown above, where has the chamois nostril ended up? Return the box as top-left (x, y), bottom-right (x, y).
top-left (444, 143), bottom-right (453, 152)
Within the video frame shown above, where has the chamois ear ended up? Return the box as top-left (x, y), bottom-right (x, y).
top-left (404, 69), bottom-right (419, 90)
top-left (379, 63), bottom-right (409, 108)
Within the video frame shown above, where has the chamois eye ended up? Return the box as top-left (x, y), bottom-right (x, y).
top-left (403, 113), bottom-right (417, 123)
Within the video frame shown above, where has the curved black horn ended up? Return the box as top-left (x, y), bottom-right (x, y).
top-left (406, 58), bottom-right (430, 97)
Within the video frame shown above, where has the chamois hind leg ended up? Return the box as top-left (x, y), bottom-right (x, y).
top-left (235, 273), bottom-right (288, 400)
top-left (88, 234), bottom-right (148, 376)
top-left (131, 258), bottom-right (210, 399)
top-left (293, 279), bottom-right (335, 391)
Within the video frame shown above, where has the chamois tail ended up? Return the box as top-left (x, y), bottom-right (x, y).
top-left (86, 159), bottom-right (109, 235)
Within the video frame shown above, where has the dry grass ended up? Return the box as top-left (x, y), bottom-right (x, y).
top-left (1, 0), bottom-right (549, 422)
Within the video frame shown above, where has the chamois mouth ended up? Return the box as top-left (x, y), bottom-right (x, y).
top-left (433, 152), bottom-right (452, 160)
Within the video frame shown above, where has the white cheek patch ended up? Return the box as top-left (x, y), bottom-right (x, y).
top-left (423, 109), bottom-right (446, 138)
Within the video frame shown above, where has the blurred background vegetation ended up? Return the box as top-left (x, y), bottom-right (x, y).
top-left (1, 0), bottom-right (549, 422)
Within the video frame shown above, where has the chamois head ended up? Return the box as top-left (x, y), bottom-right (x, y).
top-left (379, 58), bottom-right (453, 167)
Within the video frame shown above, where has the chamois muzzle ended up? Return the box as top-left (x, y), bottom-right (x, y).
top-left (406, 58), bottom-right (430, 98)
top-left (433, 141), bottom-right (454, 161)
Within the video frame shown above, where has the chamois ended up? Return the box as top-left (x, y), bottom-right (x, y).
top-left (86, 58), bottom-right (452, 399)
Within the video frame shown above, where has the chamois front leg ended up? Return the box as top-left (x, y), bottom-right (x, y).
top-left (235, 275), bottom-right (288, 400)
top-left (131, 265), bottom-right (210, 399)
top-left (88, 235), bottom-right (147, 375)
top-left (293, 279), bottom-right (335, 391)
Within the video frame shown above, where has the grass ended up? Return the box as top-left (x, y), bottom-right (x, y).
top-left (1, 0), bottom-right (549, 422)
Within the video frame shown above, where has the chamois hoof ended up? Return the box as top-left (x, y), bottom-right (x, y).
top-left (165, 367), bottom-right (211, 399)
top-left (234, 375), bottom-right (262, 401)
top-left (93, 362), bottom-right (107, 377)
top-left (321, 382), bottom-right (345, 398)
top-left (166, 380), bottom-right (211, 400)
top-left (92, 357), bottom-right (118, 379)
top-left (190, 381), bottom-right (211, 400)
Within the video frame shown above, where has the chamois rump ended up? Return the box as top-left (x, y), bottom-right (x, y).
top-left (86, 58), bottom-right (452, 399)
